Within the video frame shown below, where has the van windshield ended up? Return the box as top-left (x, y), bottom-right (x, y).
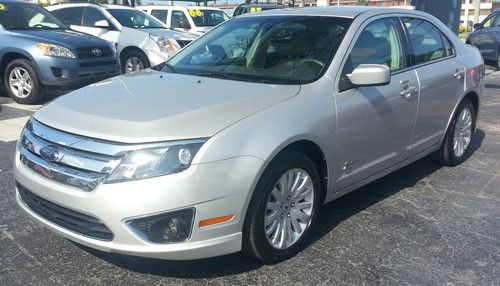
top-left (0, 2), bottom-right (66, 30)
top-left (163, 16), bottom-right (352, 84)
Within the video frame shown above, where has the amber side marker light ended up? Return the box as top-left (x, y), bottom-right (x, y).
top-left (199, 215), bottom-right (234, 228)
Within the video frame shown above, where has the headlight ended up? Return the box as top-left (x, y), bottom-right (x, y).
top-left (149, 34), bottom-right (180, 56)
top-left (106, 140), bottom-right (205, 183)
top-left (37, 43), bottom-right (76, 59)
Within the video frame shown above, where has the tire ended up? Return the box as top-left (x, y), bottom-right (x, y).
top-left (4, 59), bottom-right (44, 104)
top-left (436, 98), bottom-right (476, 166)
top-left (496, 50), bottom-right (500, 70)
top-left (242, 150), bottom-right (322, 264)
top-left (121, 50), bottom-right (150, 73)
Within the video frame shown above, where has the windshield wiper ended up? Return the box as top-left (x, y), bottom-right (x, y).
top-left (164, 63), bottom-right (177, 73)
top-left (196, 71), bottom-right (231, 80)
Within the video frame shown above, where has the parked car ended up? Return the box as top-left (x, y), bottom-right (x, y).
top-left (232, 4), bottom-right (285, 17)
top-left (14, 7), bottom-right (484, 263)
top-left (48, 3), bottom-right (197, 73)
top-left (138, 5), bottom-right (229, 35)
top-left (0, 0), bottom-right (119, 104)
top-left (467, 10), bottom-right (500, 69)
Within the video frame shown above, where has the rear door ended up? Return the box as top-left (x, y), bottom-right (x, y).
top-left (335, 16), bottom-right (419, 190)
top-left (401, 17), bottom-right (465, 153)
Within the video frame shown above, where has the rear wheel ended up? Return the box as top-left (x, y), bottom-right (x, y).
top-left (243, 151), bottom-right (321, 264)
top-left (436, 98), bottom-right (476, 166)
top-left (4, 59), bottom-right (44, 104)
top-left (121, 50), bottom-right (150, 73)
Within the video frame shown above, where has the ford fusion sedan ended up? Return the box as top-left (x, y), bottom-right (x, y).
top-left (48, 3), bottom-right (197, 73)
top-left (14, 7), bottom-right (484, 263)
top-left (0, 0), bottom-right (119, 104)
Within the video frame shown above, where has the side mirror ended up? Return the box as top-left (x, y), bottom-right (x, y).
top-left (346, 64), bottom-right (390, 87)
top-left (473, 23), bottom-right (482, 30)
top-left (94, 20), bottom-right (110, 29)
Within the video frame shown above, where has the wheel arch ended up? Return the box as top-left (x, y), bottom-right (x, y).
top-left (119, 46), bottom-right (148, 61)
top-left (441, 90), bottom-right (480, 145)
top-left (0, 50), bottom-right (37, 85)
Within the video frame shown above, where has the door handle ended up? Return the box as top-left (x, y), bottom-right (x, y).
top-left (454, 69), bottom-right (464, 80)
top-left (400, 86), bottom-right (418, 97)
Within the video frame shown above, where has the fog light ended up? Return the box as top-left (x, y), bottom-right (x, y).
top-left (128, 208), bottom-right (195, 243)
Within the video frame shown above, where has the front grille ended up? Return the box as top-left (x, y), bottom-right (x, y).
top-left (176, 40), bottom-right (192, 48)
top-left (77, 47), bottom-right (113, 59)
top-left (17, 183), bottom-right (114, 241)
top-left (80, 60), bottom-right (118, 68)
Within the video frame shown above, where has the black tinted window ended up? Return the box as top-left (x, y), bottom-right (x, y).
top-left (0, 2), bottom-right (66, 30)
top-left (171, 10), bottom-right (190, 29)
top-left (151, 9), bottom-right (168, 23)
top-left (52, 7), bottom-right (82, 26)
top-left (403, 18), bottom-right (453, 65)
top-left (82, 7), bottom-right (106, 27)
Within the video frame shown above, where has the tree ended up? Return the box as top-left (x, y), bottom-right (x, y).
top-left (356, 0), bottom-right (369, 5)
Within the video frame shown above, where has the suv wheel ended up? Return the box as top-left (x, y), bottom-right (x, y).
top-left (121, 51), bottom-right (150, 73)
top-left (243, 151), bottom-right (321, 264)
top-left (436, 98), bottom-right (476, 166)
top-left (4, 59), bottom-right (44, 104)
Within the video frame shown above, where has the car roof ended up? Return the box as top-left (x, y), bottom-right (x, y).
top-left (137, 5), bottom-right (222, 10)
top-left (239, 6), bottom-right (418, 19)
top-left (238, 4), bottom-right (286, 8)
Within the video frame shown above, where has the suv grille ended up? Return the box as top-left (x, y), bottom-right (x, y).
top-left (176, 40), bottom-right (192, 48)
top-left (17, 183), bottom-right (114, 241)
top-left (77, 47), bottom-right (113, 59)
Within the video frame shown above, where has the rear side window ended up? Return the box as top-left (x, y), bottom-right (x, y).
top-left (82, 7), bottom-right (107, 27)
top-left (402, 18), bottom-right (454, 65)
top-left (52, 7), bottom-right (83, 26)
top-left (151, 9), bottom-right (168, 24)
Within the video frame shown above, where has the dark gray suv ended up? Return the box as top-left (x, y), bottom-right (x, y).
top-left (467, 10), bottom-right (500, 69)
top-left (0, 0), bottom-right (119, 104)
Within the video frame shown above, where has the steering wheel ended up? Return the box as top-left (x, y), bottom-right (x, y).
top-left (300, 58), bottom-right (325, 69)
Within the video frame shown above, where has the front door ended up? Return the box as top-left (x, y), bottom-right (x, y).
top-left (335, 17), bottom-right (418, 190)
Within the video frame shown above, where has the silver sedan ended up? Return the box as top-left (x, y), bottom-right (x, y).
top-left (14, 6), bottom-right (484, 264)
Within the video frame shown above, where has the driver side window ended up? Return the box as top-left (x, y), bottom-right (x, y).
top-left (346, 18), bottom-right (405, 74)
top-left (82, 7), bottom-right (107, 27)
top-left (171, 11), bottom-right (190, 29)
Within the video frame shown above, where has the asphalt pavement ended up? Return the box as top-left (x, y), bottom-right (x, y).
top-left (0, 70), bottom-right (499, 285)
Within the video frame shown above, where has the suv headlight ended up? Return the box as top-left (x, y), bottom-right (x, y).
top-left (149, 34), bottom-right (180, 56)
top-left (106, 140), bottom-right (205, 183)
top-left (37, 43), bottom-right (76, 59)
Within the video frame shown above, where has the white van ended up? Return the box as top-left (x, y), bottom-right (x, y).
top-left (49, 3), bottom-right (197, 73)
top-left (138, 6), bottom-right (229, 35)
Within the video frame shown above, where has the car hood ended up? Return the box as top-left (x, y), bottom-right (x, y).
top-left (142, 28), bottom-right (198, 41)
top-left (11, 29), bottom-right (109, 49)
top-left (34, 69), bottom-right (300, 143)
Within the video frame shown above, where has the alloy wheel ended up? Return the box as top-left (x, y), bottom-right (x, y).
top-left (264, 168), bottom-right (314, 250)
top-left (8, 67), bottom-right (32, 98)
top-left (453, 107), bottom-right (473, 157)
top-left (124, 56), bottom-right (145, 73)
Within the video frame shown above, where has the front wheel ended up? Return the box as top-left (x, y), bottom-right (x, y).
top-left (436, 98), bottom-right (476, 166)
top-left (4, 59), bottom-right (44, 104)
top-left (243, 151), bottom-right (322, 264)
top-left (121, 50), bottom-right (150, 73)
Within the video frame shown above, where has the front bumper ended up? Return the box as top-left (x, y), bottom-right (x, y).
top-left (35, 55), bottom-right (120, 91)
top-left (14, 152), bottom-right (264, 260)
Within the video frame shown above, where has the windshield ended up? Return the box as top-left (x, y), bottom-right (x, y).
top-left (189, 9), bottom-right (229, 27)
top-left (164, 16), bottom-right (352, 84)
top-left (107, 8), bottom-right (165, 29)
top-left (0, 2), bottom-right (66, 30)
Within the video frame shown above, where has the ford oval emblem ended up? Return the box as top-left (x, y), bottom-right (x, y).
top-left (40, 145), bottom-right (59, 162)
top-left (91, 48), bottom-right (102, 57)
